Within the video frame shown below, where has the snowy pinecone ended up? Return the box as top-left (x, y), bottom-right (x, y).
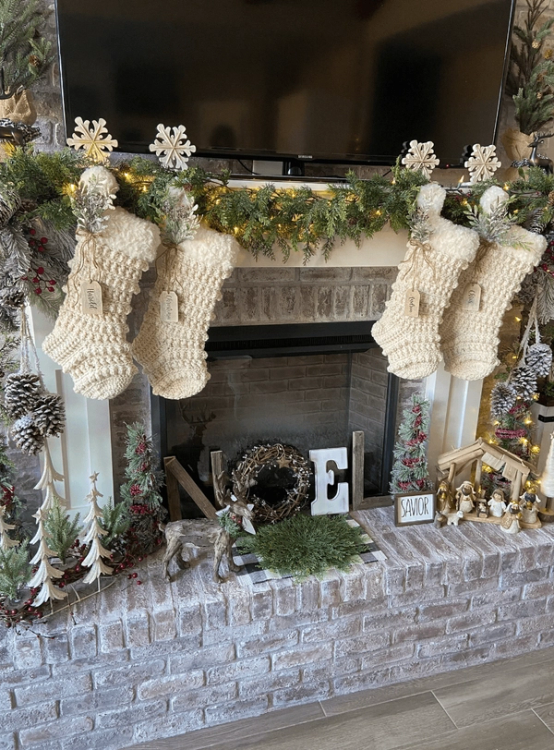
top-left (526, 343), bottom-right (553, 378)
top-left (490, 382), bottom-right (517, 419)
top-left (33, 393), bottom-right (66, 438)
top-left (510, 364), bottom-right (538, 401)
top-left (0, 288), bottom-right (24, 309)
top-left (4, 372), bottom-right (43, 419)
top-left (11, 414), bottom-right (44, 455)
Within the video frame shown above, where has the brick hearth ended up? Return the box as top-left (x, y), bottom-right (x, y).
top-left (2, 508), bottom-right (554, 749)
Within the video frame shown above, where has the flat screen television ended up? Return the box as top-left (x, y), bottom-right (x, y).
top-left (56, 0), bottom-right (516, 167)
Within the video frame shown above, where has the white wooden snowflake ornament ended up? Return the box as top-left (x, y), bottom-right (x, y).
top-left (401, 140), bottom-right (440, 178)
top-left (149, 124), bottom-right (197, 170)
top-left (464, 144), bottom-right (501, 183)
top-left (66, 118), bottom-right (118, 163)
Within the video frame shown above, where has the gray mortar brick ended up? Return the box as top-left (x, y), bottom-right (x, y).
top-left (273, 680), bottom-right (332, 706)
top-left (0, 735), bottom-right (17, 750)
top-left (202, 619), bottom-right (266, 647)
top-left (446, 608), bottom-right (497, 634)
top-left (302, 617), bottom-right (361, 644)
top-left (363, 609), bottom-right (416, 633)
top-left (273, 643), bottom-right (333, 670)
top-left (132, 711), bottom-right (205, 743)
top-left (99, 621), bottom-right (125, 653)
top-left (70, 625), bottom-right (97, 659)
top-left (516, 614), bottom-right (554, 635)
top-left (42, 633), bottom-right (70, 664)
top-left (96, 699), bottom-right (168, 729)
top-left (334, 632), bottom-right (390, 659)
top-left (238, 630), bottom-right (299, 658)
top-left (62, 727), bottom-right (134, 750)
top-left (0, 702), bottom-right (58, 732)
top-left (125, 612), bottom-right (151, 647)
top-left (301, 655), bottom-right (360, 683)
top-left (13, 636), bottom-right (43, 669)
top-left (471, 587), bottom-right (522, 609)
top-left (495, 633), bottom-right (540, 657)
top-left (418, 600), bottom-right (470, 621)
top-left (361, 641), bottom-right (416, 669)
top-left (95, 660), bottom-right (166, 689)
top-left (139, 671), bottom-right (205, 700)
top-left (392, 622), bottom-right (447, 644)
top-left (172, 681), bottom-right (238, 710)
top-left (0, 690), bottom-right (11, 711)
top-left (319, 578), bottom-right (342, 608)
top-left (239, 268), bottom-right (297, 283)
top-left (169, 644), bottom-right (235, 674)
top-left (522, 581), bottom-right (554, 599)
top-left (153, 610), bottom-right (178, 641)
top-left (205, 696), bottom-right (269, 725)
top-left (178, 603), bottom-right (203, 635)
top-left (15, 673), bottom-right (92, 706)
top-left (60, 686), bottom-right (134, 716)
top-left (19, 715), bottom-right (93, 747)
top-left (469, 622), bottom-right (517, 646)
top-left (497, 599), bottom-right (547, 621)
top-left (275, 582), bottom-right (298, 616)
top-left (251, 588), bottom-right (274, 619)
top-left (418, 634), bottom-right (469, 658)
top-left (206, 656), bottom-right (270, 685)
top-left (0, 665), bottom-right (51, 686)
top-left (239, 668), bottom-right (300, 700)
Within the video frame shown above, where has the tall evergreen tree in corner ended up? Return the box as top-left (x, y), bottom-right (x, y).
top-left (120, 423), bottom-right (165, 556)
top-left (390, 394), bottom-right (432, 495)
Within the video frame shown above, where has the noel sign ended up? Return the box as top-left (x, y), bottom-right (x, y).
top-left (394, 492), bottom-right (435, 526)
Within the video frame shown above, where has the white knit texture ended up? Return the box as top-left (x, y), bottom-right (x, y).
top-left (132, 226), bottom-right (239, 400)
top-left (42, 207), bottom-right (160, 400)
top-left (441, 188), bottom-right (546, 381)
top-left (371, 183), bottom-right (480, 380)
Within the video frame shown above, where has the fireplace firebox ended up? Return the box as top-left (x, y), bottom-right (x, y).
top-left (152, 322), bottom-right (399, 516)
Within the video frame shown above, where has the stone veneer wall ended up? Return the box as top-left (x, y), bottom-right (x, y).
top-left (1, 507), bottom-right (554, 749)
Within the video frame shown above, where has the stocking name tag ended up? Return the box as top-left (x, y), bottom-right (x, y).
top-left (404, 289), bottom-right (420, 317)
top-left (159, 291), bottom-right (179, 323)
top-left (81, 280), bottom-right (103, 315)
top-left (463, 283), bottom-right (482, 311)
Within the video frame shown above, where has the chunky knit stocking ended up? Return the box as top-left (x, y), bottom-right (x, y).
top-left (43, 169), bottom-right (160, 400)
top-left (440, 186), bottom-right (546, 380)
top-left (372, 183), bottom-right (479, 379)
top-left (132, 226), bottom-right (238, 399)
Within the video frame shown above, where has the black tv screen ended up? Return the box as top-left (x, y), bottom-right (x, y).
top-left (56, 0), bottom-right (515, 166)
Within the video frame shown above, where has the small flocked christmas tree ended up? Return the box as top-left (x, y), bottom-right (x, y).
top-left (81, 473), bottom-right (112, 586)
top-left (390, 394), bottom-right (432, 494)
top-left (120, 423), bottom-right (165, 556)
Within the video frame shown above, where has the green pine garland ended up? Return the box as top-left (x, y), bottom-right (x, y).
top-left (0, 540), bottom-right (30, 601)
top-left (236, 513), bottom-right (366, 580)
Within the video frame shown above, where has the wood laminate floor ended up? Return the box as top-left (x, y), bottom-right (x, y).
top-left (126, 648), bottom-right (554, 750)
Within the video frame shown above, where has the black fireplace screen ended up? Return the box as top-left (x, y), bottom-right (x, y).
top-left (153, 323), bottom-right (398, 516)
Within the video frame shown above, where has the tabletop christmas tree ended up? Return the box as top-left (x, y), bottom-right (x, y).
top-left (120, 423), bottom-right (165, 555)
top-left (28, 507), bottom-right (67, 606)
top-left (81, 473), bottom-right (113, 586)
top-left (390, 394), bottom-right (432, 494)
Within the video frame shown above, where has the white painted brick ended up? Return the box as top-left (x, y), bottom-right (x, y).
top-left (172, 681), bottom-right (238, 710)
top-left (237, 630), bottom-right (299, 657)
top-left (99, 621), bottom-right (125, 653)
top-left (19, 715), bottom-right (93, 747)
top-left (62, 726), bottom-right (134, 750)
top-left (169, 644), bottom-right (235, 674)
top-left (302, 617), bottom-right (361, 643)
top-left (0, 702), bottom-right (58, 732)
top-left (418, 634), bottom-right (469, 658)
top-left (15, 674), bottom-right (92, 706)
top-left (273, 643), bottom-right (333, 670)
top-left (139, 671), bottom-right (204, 700)
top-left (272, 681), bottom-right (331, 706)
top-left (95, 659), bottom-right (166, 688)
top-left (206, 656), bottom-right (270, 685)
top-left (334, 631), bottom-right (390, 658)
top-left (13, 636), bottom-right (43, 669)
top-left (60, 686), bottom-right (134, 715)
top-left (96, 699), bottom-right (168, 729)
top-left (239, 668), bottom-right (300, 699)
top-left (204, 696), bottom-right (268, 725)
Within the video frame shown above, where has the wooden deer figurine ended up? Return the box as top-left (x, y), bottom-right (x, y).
top-left (213, 472), bottom-right (256, 583)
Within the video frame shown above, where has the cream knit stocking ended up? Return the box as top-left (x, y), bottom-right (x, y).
top-left (43, 170), bottom-right (160, 400)
top-left (440, 186), bottom-right (546, 380)
top-left (372, 183), bottom-right (479, 379)
top-left (132, 225), bottom-right (238, 399)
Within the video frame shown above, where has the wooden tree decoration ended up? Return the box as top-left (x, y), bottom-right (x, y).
top-left (0, 505), bottom-right (18, 549)
top-left (28, 507), bottom-right (67, 606)
top-left (81, 473), bottom-right (113, 585)
top-left (34, 440), bottom-right (65, 512)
